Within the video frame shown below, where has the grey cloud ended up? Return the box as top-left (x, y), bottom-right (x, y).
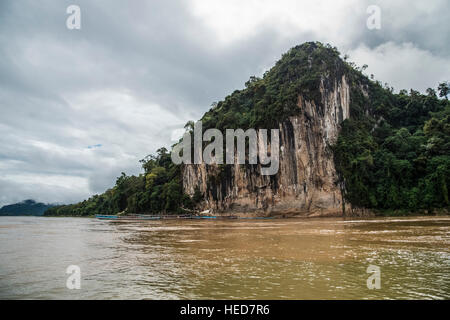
top-left (344, 0), bottom-right (450, 56)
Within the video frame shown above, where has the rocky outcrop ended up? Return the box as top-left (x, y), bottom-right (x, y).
top-left (182, 74), bottom-right (351, 216)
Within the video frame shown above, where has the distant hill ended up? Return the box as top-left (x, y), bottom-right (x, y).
top-left (0, 200), bottom-right (56, 216)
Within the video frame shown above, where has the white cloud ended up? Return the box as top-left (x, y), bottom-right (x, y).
top-left (0, 174), bottom-right (90, 206)
top-left (348, 42), bottom-right (450, 92)
top-left (171, 128), bottom-right (186, 142)
top-left (189, 0), bottom-right (362, 46)
top-left (1, 173), bottom-right (88, 190)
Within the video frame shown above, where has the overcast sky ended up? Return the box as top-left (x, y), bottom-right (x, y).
top-left (0, 0), bottom-right (449, 207)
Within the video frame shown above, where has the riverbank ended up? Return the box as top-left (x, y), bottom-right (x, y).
top-left (41, 206), bottom-right (450, 219)
top-left (193, 206), bottom-right (450, 219)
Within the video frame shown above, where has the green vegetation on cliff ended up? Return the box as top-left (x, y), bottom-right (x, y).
top-left (201, 42), bottom-right (346, 131)
top-left (45, 42), bottom-right (450, 216)
top-left (333, 85), bottom-right (450, 213)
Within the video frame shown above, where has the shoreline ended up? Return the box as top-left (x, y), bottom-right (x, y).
top-left (9, 212), bottom-right (450, 221)
top-left (7, 206), bottom-right (449, 219)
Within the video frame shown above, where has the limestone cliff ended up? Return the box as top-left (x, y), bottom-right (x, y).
top-left (182, 43), bottom-right (359, 216)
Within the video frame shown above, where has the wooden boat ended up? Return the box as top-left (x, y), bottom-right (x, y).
top-left (95, 214), bottom-right (161, 220)
top-left (96, 214), bottom-right (264, 221)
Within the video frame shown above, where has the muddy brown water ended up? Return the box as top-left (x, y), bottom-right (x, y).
top-left (0, 216), bottom-right (448, 299)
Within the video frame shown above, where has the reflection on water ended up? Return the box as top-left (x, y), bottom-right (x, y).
top-left (0, 216), bottom-right (448, 299)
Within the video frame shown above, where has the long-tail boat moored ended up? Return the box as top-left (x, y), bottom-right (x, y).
top-left (95, 214), bottom-right (241, 221)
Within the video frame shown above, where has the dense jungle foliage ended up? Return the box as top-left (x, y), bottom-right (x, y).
top-left (333, 84), bottom-right (450, 213)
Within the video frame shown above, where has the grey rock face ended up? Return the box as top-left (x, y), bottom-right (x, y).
top-left (183, 75), bottom-right (350, 216)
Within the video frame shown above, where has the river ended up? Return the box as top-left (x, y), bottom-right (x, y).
top-left (0, 216), bottom-right (448, 299)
